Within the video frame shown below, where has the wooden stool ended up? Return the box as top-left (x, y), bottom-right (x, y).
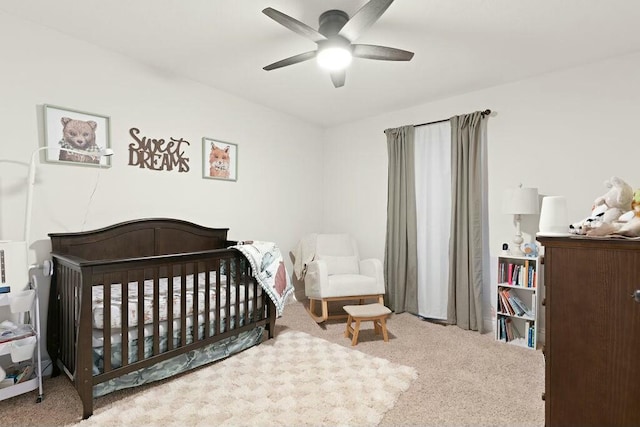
top-left (343, 303), bottom-right (392, 346)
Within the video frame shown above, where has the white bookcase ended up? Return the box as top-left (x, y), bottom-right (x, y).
top-left (495, 255), bottom-right (541, 350)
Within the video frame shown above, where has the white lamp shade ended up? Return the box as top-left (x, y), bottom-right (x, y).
top-left (538, 196), bottom-right (570, 236)
top-left (502, 187), bottom-right (539, 215)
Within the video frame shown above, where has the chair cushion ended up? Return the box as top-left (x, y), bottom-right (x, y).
top-left (343, 303), bottom-right (391, 318)
top-left (322, 274), bottom-right (378, 298)
top-left (317, 255), bottom-right (359, 275)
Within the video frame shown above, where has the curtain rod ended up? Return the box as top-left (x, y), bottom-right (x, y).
top-left (414, 109), bottom-right (492, 128)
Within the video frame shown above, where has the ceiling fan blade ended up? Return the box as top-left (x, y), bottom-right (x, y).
top-left (263, 51), bottom-right (317, 71)
top-left (330, 70), bottom-right (346, 88)
top-left (338, 0), bottom-right (394, 42)
top-left (262, 7), bottom-right (327, 43)
top-left (352, 44), bottom-right (414, 61)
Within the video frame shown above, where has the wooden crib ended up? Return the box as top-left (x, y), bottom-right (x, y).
top-left (46, 218), bottom-right (276, 419)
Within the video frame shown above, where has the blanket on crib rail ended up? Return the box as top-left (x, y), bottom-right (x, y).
top-left (231, 241), bottom-right (293, 317)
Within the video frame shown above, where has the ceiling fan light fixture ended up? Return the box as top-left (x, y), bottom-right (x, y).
top-left (317, 45), bottom-right (352, 71)
top-left (262, 1), bottom-right (414, 87)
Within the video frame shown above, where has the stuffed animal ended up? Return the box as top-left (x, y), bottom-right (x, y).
top-left (569, 176), bottom-right (634, 236)
top-left (593, 176), bottom-right (634, 222)
top-left (590, 188), bottom-right (640, 237)
top-left (569, 203), bottom-right (609, 235)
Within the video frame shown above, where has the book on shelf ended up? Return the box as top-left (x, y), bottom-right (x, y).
top-left (525, 321), bottom-right (536, 348)
top-left (499, 256), bottom-right (537, 287)
top-left (530, 264), bottom-right (536, 287)
top-left (498, 290), bottom-right (514, 315)
top-left (510, 294), bottom-right (534, 317)
top-left (502, 289), bottom-right (522, 316)
top-left (498, 289), bottom-right (534, 318)
top-left (509, 294), bottom-right (526, 316)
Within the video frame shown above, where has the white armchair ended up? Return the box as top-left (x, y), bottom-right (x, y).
top-left (304, 234), bottom-right (385, 322)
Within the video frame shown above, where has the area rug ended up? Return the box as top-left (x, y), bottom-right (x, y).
top-left (77, 330), bottom-right (418, 427)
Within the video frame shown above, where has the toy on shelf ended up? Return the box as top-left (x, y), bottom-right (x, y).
top-left (570, 176), bottom-right (640, 237)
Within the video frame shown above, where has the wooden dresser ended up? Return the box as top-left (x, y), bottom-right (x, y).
top-left (537, 236), bottom-right (640, 426)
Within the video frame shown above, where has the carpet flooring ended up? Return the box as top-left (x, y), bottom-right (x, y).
top-left (0, 298), bottom-right (545, 426)
top-left (76, 330), bottom-right (417, 427)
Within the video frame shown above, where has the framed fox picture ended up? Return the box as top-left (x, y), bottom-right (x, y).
top-left (202, 137), bottom-right (237, 181)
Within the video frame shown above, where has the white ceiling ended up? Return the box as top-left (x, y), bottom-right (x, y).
top-left (2, 0), bottom-right (640, 127)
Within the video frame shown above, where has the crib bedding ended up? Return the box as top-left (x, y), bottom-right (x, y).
top-left (93, 326), bottom-right (264, 397)
top-left (93, 309), bottom-right (256, 374)
top-left (91, 274), bottom-right (259, 330)
top-left (91, 274), bottom-right (263, 375)
top-left (91, 299), bottom-right (260, 348)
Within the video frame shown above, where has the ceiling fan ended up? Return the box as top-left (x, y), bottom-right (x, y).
top-left (262, 0), bottom-right (414, 88)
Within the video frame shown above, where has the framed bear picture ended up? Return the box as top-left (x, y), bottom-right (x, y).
top-left (202, 137), bottom-right (238, 182)
top-left (43, 104), bottom-right (111, 167)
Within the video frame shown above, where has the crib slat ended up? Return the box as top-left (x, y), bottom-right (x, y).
top-left (167, 265), bottom-right (174, 351)
top-left (225, 259), bottom-right (231, 333)
top-left (135, 270), bottom-right (145, 363)
top-left (152, 267), bottom-right (160, 356)
top-left (203, 261), bottom-right (211, 339)
top-left (102, 274), bottom-right (112, 374)
top-left (235, 259), bottom-right (241, 327)
top-left (192, 262), bottom-right (199, 343)
top-left (215, 259), bottom-right (221, 335)
top-left (180, 264), bottom-right (187, 347)
top-left (121, 271), bottom-right (129, 368)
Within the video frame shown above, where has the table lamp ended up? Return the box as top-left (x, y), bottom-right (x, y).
top-left (502, 185), bottom-right (539, 256)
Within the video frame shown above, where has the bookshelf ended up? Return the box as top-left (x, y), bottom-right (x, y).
top-left (495, 254), bottom-right (540, 350)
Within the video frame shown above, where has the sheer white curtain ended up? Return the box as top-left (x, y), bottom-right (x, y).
top-left (414, 122), bottom-right (451, 320)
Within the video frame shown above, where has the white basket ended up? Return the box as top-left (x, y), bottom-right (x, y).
top-left (10, 335), bottom-right (37, 363)
top-left (8, 290), bottom-right (35, 313)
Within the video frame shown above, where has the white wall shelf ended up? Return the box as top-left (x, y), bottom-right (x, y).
top-left (0, 241), bottom-right (44, 404)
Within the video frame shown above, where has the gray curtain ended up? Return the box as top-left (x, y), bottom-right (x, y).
top-left (384, 125), bottom-right (418, 314)
top-left (447, 111), bottom-right (487, 332)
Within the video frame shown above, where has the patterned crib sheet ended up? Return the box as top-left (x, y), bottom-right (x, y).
top-left (90, 300), bottom-right (258, 348)
top-left (92, 272), bottom-right (256, 330)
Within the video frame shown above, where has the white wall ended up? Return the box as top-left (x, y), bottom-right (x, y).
top-left (323, 52), bottom-right (640, 332)
top-left (1, 11), bottom-right (324, 256)
top-left (0, 12), bottom-right (324, 362)
top-left (3, 8), bottom-right (640, 352)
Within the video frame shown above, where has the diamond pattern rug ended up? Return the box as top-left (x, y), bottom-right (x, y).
top-left (77, 330), bottom-right (417, 426)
